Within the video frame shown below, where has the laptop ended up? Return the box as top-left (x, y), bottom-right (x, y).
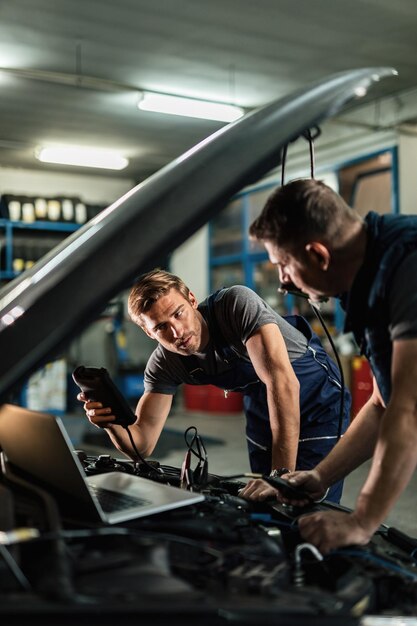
top-left (0, 404), bottom-right (204, 524)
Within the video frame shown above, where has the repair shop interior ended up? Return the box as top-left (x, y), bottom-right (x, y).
top-left (0, 2), bottom-right (417, 624)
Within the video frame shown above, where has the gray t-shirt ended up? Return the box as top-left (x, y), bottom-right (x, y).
top-left (144, 285), bottom-right (308, 395)
top-left (389, 249), bottom-right (417, 340)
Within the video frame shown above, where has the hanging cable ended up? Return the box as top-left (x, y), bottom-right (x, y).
top-left (306, 129), bottom-right (315, 178)
top-left (309, 304), bottom-right (345, 441)
top-left (280, 126), bottom-right (321, 186)
top-left (280, 144), bottom-right (288, 186)
top-left (280, 126), bottom-right (345, 441)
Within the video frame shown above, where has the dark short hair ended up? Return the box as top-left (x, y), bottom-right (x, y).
top-left (249, 178), bottom-right (356, 248)
top-left (128, 269), bottom-right (190, 327)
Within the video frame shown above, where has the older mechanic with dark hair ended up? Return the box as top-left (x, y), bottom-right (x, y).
top-left (249, 177), bottom-right (417, 553)
top-left (79, 269), bottom-right (350, 502)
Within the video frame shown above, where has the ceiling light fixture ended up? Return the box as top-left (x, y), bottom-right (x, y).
top-left (137, 91), bottom-right (245, 122)
top-left (36, 146), bottom-right (129, 170)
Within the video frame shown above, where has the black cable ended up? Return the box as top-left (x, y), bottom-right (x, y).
top-left (183, 426), bottom-right (209, 487)
top-left (277, 288), bottom-right (346, 442)
top-left (306, 129), bottom-right (315, 178)
top-left (309, 303), bottom-right (345, 440)
top-left (0, 544), bottom-right (32, 591)
top-left (184, 425), bottom-right (207, 462)
top-left (123, 425), bottom-right (164, 474)
top-left (279, 125), bottom-right (344, 440)
top-left (280, 144), bottom-right (288, 186)
top-left (280, 126), bottom-right (321, 186)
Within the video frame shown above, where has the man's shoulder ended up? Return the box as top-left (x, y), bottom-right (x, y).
top-left (147, 343), bottom-right (178, 367)
top-left (211, 285), bottom-right (267, 319)
top-left (213, 284), bottom-right (259, 303)
top-left (213, 284), bottom-right (282, 332)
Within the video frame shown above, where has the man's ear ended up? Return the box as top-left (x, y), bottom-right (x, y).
top-left (140, 324), bottom-right (155, 340)
top-left (188, 290), bottom-right (198, 309)
top-left (305, 242), bottom-right (331, 271)
top-left (137, 317), bottom-right (155, 340)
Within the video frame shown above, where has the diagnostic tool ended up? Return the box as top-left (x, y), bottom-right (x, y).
top-left (262, 475), bottom-right (312, 502)
top-left (72, 365), bottom-right (136, 427)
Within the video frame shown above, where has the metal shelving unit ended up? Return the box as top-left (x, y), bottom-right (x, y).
top-left (0, 218), bottom-right (81, 281)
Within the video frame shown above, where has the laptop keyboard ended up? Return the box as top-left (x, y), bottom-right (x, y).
top-left (90, 485), bottom-right (151, 513)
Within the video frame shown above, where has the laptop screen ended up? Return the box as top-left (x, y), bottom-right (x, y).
top-left (0, 403), bottom-right (204, 524)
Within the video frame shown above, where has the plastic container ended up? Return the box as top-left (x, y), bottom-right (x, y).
top-left (183, 384), bottom-right (243, 413)
top-left (350, 356), bottom-right (373, 419)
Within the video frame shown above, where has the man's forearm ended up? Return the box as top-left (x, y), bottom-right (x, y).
top-left (104, 391), bottom-right (172, 460)
top-left (270, 432), bottom-right (299, 472)
top-left (104, 423), bottom-right (147, 460)
top-left (245, 324), bottom-right (301, 473)
top-left (355, 402), bottom-right (417, 532)
top-left (268, 383), bottom-right (300, 471)
top-left (315, 397), bottom-right (383, 487)
top-left (353, 339), bottom-right (417, 532)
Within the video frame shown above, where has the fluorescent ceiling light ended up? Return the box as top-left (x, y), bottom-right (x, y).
top-left (138, 92), bottom-right (244, 122)
top-left (36, 146), bottom-right (129, 170)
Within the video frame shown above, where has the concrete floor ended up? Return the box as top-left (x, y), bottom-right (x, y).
top-left (67, 405), bottom-right (417, 538)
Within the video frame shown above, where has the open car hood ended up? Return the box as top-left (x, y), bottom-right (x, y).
top-left (0, 67), bottom-right (397, 400)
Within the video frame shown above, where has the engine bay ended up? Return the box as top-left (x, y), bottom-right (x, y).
top-left (1, 450), bottom-right (417, 625)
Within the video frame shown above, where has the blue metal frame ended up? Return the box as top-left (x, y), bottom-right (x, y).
top-left (0, 219), bottom-right (80, 231)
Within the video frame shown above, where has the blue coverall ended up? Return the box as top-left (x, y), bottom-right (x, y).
top-left (186, 292), bottom-right (351, 503)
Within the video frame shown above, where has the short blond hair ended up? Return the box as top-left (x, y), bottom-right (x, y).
top-left (128, 269), bottom-right (190, 327)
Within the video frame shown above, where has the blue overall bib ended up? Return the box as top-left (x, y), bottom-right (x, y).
top-left (185, 292), bottom-right (351, 503)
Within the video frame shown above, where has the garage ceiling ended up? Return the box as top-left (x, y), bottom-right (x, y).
top-left (0, 0), bottom-right (416, 182)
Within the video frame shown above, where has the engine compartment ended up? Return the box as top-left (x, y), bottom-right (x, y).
top-left (1, 452), bottom-right (416, 625)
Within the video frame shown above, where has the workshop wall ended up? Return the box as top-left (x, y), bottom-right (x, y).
top-left (171, 225), bottom-right (209, 302)
top-left (0, 166), bottom-right (134, 205)
top-left (398, 132), bottom-right (417, 214)
top-left (2, 98), bottom-right (417, 411)
top-left (0, 166), bottom-right (136, 378)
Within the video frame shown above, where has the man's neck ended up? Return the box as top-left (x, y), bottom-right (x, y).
top-left (197, 310), bottom-right (210, 351)
top-left (332, 221), bottom-right (368, 293)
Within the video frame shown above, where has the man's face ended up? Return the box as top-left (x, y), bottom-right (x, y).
top-left (263, 240), bottom-right (330, 302)
top-left (140, 288), bottom-right (206, 355)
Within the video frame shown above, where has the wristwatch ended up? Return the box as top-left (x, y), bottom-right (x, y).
top-left (270, 468), bottom-right (290, 477)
